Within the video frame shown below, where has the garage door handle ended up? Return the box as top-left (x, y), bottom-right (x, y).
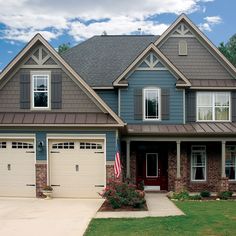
top-left (26, 184), bottom-right (35, 186)
top-left (51, 184), bottom-right (60, 187)
top-left (95, 185), bottom-right (104, 187)
top-left (94, 151), bottom-right (104, 154)
top-left (50, 151), bottom-right (60, 153)
top-left (26, 151), bottom-right (35, 153)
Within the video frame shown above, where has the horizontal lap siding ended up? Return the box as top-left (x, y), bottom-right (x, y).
top-left (1, 130), bottom-right (117, 161)
top-left (96, 90), bottom-right (118, 114)
top-left (120, 70), bottom-right (183, 124)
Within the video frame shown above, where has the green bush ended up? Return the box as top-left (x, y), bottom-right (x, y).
top-left (172, 191), bottom-right (190, 201)
top-left (100, 180), bottom-right (146, 209)
top-left (200, 190), bottom-right (211, 198)
top-left (189, 194), bottom-right (202, 200)
top-left (218, 191), bottom-right (233, 200)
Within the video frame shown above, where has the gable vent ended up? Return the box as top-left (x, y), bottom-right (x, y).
top-left (179, 40), bottom-right (188, 56)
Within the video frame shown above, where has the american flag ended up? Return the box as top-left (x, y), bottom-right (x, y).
top-left (114, 142), bottom-right (121, 178)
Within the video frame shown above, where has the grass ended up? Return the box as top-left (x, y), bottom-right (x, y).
top-left (85, 201), bottom-right (236, 236)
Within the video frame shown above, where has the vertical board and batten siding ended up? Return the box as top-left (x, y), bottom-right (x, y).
top-left (1, 130), bottom-right (117, 161)
top-left (96, 90), bottom-right (118, 114)
top-left (120, 70), bottom-right (183, 124)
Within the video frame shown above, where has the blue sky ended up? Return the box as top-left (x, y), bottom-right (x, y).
top-left (0, 0), bottom-right (235, 71)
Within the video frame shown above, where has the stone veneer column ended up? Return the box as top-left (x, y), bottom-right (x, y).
top-left (106, 163), bottom-right (123, 182)
top-left (35, 163), bottom-right (47, 198)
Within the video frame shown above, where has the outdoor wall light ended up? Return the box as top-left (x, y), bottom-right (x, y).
top-left (38, 141), bottom-right (44, 152)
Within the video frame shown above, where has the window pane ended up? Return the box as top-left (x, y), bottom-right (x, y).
top-left (34, 76), bottom-right (48, 91)
top-left (198, 107), bottom-right (212, 120)
top-left (215, 107), bottom-right (229, 120)
top-left (192, 153), bottom-right (205, 166)
top-left (193, 167), bottom-right (205, 180)
top-left (34, 92), bottom-right (48, 107)
top-left (146, 154), bottom-right (158, 177)
top-left (197, 93), bottom-right (212, 106)
top-left (145, 90), bottom-right (159, 119)
top-left (215, 93), bottom-right (229, 106)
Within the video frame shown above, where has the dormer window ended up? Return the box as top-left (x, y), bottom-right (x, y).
top-left (31, 72), bottom-right (50, 109)
top-left (143, 88), bottom-right (161, 120)
top-left (179, 40), bottom-right (187, 56)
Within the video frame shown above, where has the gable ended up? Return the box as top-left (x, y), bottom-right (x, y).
top-left (156, 14), bottom-right (236, 83)
top-left (0, 34), bottom-right (124, 126)
top-left (113, 44), bottom-right (191, 87)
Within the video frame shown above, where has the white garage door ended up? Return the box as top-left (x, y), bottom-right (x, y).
top-left (0, 139), bottom-right (36, 197)
top-left (49, 139), bottom-right (105, 198)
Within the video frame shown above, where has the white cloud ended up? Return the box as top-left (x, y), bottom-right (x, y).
top-left (0, 0), bottom-right (214, 42)
top-left (7, 50), bottom-right (13, 54)
top-left (199, 15), bottom-right (222, 32)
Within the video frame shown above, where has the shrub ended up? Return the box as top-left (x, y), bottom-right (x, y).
top-left (172, 191), bottom-right (190, 201)
top-left (42, 185), bottom-right (53, 191)
top-left (218, 191), bottom-right (233, 200)
top-left (200, 190), bottom-right (211, 198)
top-left (189, 194), bottom-right (202, 200)
top-left (100, 180), bottom-right (146, 209)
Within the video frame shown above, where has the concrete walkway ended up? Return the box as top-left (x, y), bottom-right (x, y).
top-left (95, 193), bottom-right (184, 218)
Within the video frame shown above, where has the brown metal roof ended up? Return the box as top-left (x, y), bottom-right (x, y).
top-left (189, 79), bottom-right (236, 87)
top-left (126, 123), bottom-right (236, 136)
top-left (0, 112), bottom-right (116, 126)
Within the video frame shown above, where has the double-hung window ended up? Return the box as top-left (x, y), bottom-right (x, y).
top-left (226, 146), bottom-right (236, 180)
top-left (143, 88), bottom-right (160, 120)
top-left (191, 146), bottom-right (207, 181)
top-left (197, 92), bottom-right (230, 121)
top-left (32, 73), bottom-right (50, 109)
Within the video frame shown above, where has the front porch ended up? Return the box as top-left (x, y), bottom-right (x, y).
top-left (122, 137), bottom-right (236, 193)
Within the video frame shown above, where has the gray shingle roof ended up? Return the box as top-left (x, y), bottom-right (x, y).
top-left (62, 35), bottom-right (159, 87)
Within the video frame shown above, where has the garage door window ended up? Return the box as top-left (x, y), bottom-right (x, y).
top-left (52, 142), bottom-right (74, 149)
top-left (0, 142), bottom-right (6, 148)
top-left (12, 142), bottom-right (34, 149)
top-left (80, 142), bottom-right (102, 150)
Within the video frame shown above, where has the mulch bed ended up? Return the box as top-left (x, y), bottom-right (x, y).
top-left (98, 200), bottom-right (148, 212)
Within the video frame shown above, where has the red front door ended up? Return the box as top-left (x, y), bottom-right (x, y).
top-left (136, 152), bottom-right (168, 190)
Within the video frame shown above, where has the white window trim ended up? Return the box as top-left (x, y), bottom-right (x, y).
top-left (196, 92), bottom-right (231, 122)
top-left (226, 145), bottom-right (236, 181)
top-left (31, 71), bottom-right (51, 110)
top-left (146, 153), bottom-right (158, 178)
top-left (143, 87), bottom-right (161, 121)
top-left (191, 145), bottom-right (207, 182)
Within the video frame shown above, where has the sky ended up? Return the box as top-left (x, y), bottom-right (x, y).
top-left (0, 0), bottom-right (236, 71)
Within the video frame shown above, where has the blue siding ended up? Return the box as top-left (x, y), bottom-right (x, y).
top-left (0, 130), bottom-right (117, 161)
top-left (120, 70), bottom-right (184, 124)
top-left (96, 90), bottom-right (118, 114)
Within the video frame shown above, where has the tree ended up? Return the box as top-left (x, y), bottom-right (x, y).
top-left (58, 43), bottom-right (71, 54)
top-left (218, 34), bottom-right (236, 67)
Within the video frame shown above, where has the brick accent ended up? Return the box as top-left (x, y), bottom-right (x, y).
top-left (218, 177), bottom-right (229, 192)
top-left (106, 165), bottom-right (123, 182)
top-left (35, 164), bottom-right (47, 198)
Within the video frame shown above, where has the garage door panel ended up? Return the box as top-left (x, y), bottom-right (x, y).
top-left (50, 139), bottom-right (105, 198)
top-left (0, 139), bottom-right (35, 197)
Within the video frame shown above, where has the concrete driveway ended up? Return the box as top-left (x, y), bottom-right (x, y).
top-left (0, 198), bottom-right (103, 236)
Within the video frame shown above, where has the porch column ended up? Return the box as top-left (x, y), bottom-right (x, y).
top-left (126, 140), bottom-right (130, 178)
top-left (176, 141), bottom-right (181, 178)
top-left (221, 141), bottom-right (226, 178)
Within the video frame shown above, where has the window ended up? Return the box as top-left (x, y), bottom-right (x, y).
top-left (197, 92), bottom-right (230, 121)
top-left (80, 142), bottom-right (102, 150)
top-left (52, 142), bottom-right (74, 149)
top-left (0, 142), bottom-right (7, 148)
top-left (226, 146), bottom-right (236, 180)
top-left (12, 142), bottom-right (34, 149)
top-left (143, 88), bottom-right (160, 120)
top-left (191, 146), bottom-right (206, 181)
top-left (32, 73), bottom-right (50, 109)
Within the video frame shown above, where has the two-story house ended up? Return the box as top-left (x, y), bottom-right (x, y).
top-left (0, 14), bottom-right (236, 198)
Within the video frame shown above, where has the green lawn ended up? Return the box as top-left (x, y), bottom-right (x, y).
top-left (85, 201), bottom-right (236, 236)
